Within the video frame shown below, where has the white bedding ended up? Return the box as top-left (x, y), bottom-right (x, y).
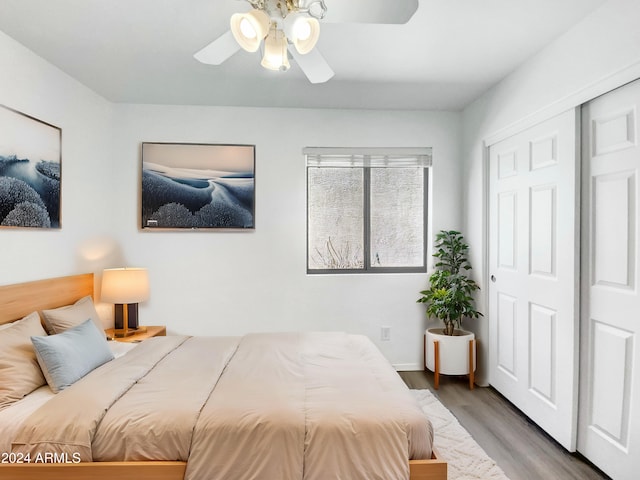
top-left (0, 386), bottom-right (53, 454)
top-left (8, 333), bottom-right (433, 480)
top-left (106, 340), bottom-right (138, 359)
top-left (0, 340), bottom-right (136, 454)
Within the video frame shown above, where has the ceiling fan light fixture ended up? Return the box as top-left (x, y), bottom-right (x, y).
top-left (284, 15), bottom-right (320, 55)
top-left (261, 28), bottom-right (290, 71)
top-left (230, 9), bottom-right (270, 52)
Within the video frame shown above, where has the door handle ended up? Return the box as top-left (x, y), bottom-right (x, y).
top-left (491, 275), bottom-right (496, 282)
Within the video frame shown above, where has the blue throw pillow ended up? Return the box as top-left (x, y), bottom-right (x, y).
top-left (31, 319), bottom-right (114, 393)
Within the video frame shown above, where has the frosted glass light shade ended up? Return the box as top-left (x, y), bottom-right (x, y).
top-left (284, 15), bottom-right (320, 55)
top-left (101, 268), bottom-right (150, 304)
top-left (261, 29), bottom-right (290, 71)
top-left (230, 9), bottom-right (270, 52)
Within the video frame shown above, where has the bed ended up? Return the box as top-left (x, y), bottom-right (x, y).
top-left (0, 273), bottom-right (447, 480)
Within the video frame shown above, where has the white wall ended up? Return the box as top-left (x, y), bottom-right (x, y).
top-left (462, 0), bottom-right (640, 384)
top-left (0, 31), bottom-right (120, 326)
top-left (10, 0), bottom-right (639, 376)
top-left (0, 27), bottom-right (463, 370)
top-left (112, 104), bottom-right (461, 369)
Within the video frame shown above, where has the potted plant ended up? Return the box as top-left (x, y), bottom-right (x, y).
top-left (417, 230), bottom-right (482, 381)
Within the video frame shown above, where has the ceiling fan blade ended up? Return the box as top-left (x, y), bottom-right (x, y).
top-left (193, 30), bottom-right (241, 65)
top-left (319, 0), bottom-right (418, 24)
top-left (288, 46), bottom-right (334, 84)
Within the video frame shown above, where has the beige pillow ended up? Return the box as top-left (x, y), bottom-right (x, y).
top-left (41, 296), bottom-right (104, 335)
top-left (0, 322), bottom-right (15, 331)
top-left (0, 312), bottom-right (47, 409)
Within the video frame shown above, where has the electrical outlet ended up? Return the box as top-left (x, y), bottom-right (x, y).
top-left (381, 326), bottom-right (391, 341)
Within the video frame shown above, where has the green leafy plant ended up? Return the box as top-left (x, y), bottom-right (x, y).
top-left (417, 230), bottom-right (482, 335)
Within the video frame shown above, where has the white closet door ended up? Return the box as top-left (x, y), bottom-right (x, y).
top-left (579, 79), bottom-right (640, 480)
top-left (488, 109), bottom-right (580, 451)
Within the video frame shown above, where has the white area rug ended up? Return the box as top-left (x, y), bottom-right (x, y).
top-left (411, 389), bottom-right (510, 480)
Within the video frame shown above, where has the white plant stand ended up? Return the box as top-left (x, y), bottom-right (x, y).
top-left (424, 328), bottom-right (476, 390)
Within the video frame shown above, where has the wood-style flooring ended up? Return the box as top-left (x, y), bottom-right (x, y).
top-left (399, 370), bottom-right (610, 480)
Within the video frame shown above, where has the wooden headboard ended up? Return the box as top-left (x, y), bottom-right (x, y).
top-left (0, 273), bottom-right (94, 325)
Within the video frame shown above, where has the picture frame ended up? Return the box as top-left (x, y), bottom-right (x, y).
top-left (0, 105), bottom-right (62, 229)
top-left (141, 142), bottom-right (255, 230)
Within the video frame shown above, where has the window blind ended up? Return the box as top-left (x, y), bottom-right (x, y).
top-left (303, 147), bottom-right (432, 168)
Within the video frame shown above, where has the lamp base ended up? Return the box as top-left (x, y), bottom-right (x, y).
top-left (113, 303), bottom-right (145, 338)
top-left (114, 326), bottom-right (147, 338)
top-left (114, 303), bottom-right (141, 330)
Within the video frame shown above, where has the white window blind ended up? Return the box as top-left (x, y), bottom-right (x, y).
top-left (304, 147), bottom-right (432, 168)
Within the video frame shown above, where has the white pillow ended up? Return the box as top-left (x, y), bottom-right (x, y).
top-left (31, 319), bottom-right (114, 394)
top-left (0, 312), bottom-right (47, 409)
top-left (41, 296), bottom-right (104, 335)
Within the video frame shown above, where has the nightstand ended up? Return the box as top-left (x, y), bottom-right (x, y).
top-left (105, 325), bottom-right (166, 343)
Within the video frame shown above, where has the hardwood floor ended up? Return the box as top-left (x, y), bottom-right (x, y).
top-left (399, 370), bottom-right (610, 480)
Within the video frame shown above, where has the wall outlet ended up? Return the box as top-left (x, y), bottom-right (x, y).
top-left (381, 326), bottom-right (391, 341)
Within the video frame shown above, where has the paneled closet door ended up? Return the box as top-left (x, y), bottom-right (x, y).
top-left (488, 109), bottom-right (580, 451)
top-left (579, 79), bottom-right (640, 480)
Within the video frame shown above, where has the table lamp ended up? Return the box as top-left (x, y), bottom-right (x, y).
top-left (101, 267), bottom-right (150, 338)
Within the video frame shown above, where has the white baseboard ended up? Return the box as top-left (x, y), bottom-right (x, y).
top-left (393, 363), bottom-right (422, 371)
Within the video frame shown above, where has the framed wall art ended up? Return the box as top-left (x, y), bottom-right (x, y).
top-left (141, 142), bottom-right (255, 230)
top-left (0, 105), bottom-right (61, 229)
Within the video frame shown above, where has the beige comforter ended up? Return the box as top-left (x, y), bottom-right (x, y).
top-left (12, 332), bottom-right (433, 480)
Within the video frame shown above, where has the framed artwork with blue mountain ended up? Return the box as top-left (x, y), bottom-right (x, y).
top-left (0, 105), bottom-right (61, 229)
top-left (141, 142), bottom-right (255, 230)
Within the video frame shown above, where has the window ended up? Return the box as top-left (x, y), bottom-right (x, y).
top-left (306, 148), bottom-right (431, 274)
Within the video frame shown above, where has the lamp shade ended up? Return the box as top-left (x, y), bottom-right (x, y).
top-left (261, 28), bottom-right (290, 71)
top-left (101, 268), bottom-right (150, 304)
top-left (230, 9), bottom-right (270, 52)
top-left (284, 14), bottom-right (320, 55)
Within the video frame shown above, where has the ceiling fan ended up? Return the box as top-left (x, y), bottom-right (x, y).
top-left (193, 0), bottom-right (419, 84)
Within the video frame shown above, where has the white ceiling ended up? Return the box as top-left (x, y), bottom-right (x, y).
top-left (0, 0), bottom-right (607, 111)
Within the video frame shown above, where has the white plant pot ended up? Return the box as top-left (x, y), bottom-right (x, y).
top-left (425, 328), bottom-right (476, 375)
